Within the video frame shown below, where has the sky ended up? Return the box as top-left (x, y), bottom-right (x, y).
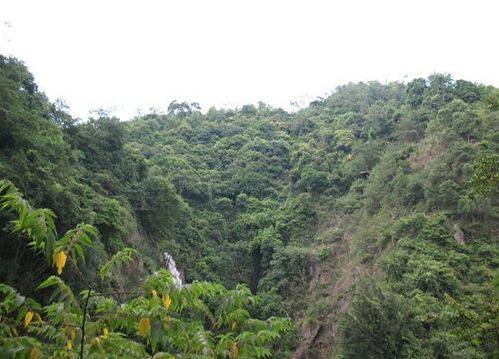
top-left (1, 0), bottom-right (498, 120)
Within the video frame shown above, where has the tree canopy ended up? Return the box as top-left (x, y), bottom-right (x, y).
top-left (0, 55), bottom-right (497, 357)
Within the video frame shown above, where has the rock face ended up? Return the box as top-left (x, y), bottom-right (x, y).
top-left (293, 324), bottom-right (323, 359)
top-left (453, 224), bottom-right (465, 244)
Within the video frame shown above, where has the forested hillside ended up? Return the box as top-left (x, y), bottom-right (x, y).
top-left (0, 55), bottom-right (497, 358)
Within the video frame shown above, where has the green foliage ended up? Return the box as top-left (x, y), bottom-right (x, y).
top-left (0, 179), bottom-right (57, 261)
top-left (317, 247), bottom-right (333, 262)
top-left (0, 181), bottom-right (292, 357)
top-left (99, 248), bottom-right (138, 280)
top-left (340, 211), bottom-right (498, 358)
top-left (339, 281), bottom-right (426, 358)
top-left (0, 57), bottom-right (497, 357)
top-left (468, 143), bottom-right (499, 198)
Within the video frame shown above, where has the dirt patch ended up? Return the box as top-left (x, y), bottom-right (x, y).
top-left (409, 136), bottom-right (446, 170)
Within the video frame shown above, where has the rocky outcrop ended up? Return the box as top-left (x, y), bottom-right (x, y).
top-left (293, 324), bottom-right (323, 359)
top-left (453, 224), bottom-right (465, 244)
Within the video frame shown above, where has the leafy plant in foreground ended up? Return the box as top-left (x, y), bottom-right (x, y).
top-left (0, 180), bottom-right (292, 358)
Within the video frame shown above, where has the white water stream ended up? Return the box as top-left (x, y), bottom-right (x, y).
top-left (164, 252), bottom-right (183, 287)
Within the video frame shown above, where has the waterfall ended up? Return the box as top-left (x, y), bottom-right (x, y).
top-left (164, 252), bottom-right (183, 287)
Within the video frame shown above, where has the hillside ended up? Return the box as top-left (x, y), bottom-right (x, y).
top-left (0, 55), bottom-right (498, 358)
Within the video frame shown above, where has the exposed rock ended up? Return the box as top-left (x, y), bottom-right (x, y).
top-left (453, 223), bottom-right (465, 244)
top-left (358, 171), bottom-right (370, 179)
top-left (293, 324), bottom-right (323, 359)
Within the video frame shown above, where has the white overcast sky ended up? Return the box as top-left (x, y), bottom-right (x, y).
top-left (1, 0), bottom-right (498, 120)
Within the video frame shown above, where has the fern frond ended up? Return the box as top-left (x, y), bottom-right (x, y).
top-left (99, 247), bottom-right (138, 280)
top-left (37, 276), bottom-right (80, 310)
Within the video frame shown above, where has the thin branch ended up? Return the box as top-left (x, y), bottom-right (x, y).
top-left (79, 288), bottom-right (91, 359)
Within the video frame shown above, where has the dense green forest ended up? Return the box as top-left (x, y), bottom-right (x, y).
top-left (0, 55), bottom-right (497, 358)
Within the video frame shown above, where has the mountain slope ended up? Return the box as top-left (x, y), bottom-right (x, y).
top-left (0, 55), bottom-right (498, 357)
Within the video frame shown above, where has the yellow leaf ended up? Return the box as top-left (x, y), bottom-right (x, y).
top-left (139, 317), bottom-right (150, 337)
top-left (54, 251), bottom-right (67, 275)
top-left (24, 311), bottom-right (34, 327)
top-left (231, 321), bottom-right (238, 331)
top-left (162, 294), bottom-right (172, 310)
top-left (30, 347), bottom-right (41, 359)
top-left (102, 327), bottom-right (108, 338)
top-left (66, 339), bottom-right (72, 350)
top-left (230, 341), bottom-right (238, 359)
